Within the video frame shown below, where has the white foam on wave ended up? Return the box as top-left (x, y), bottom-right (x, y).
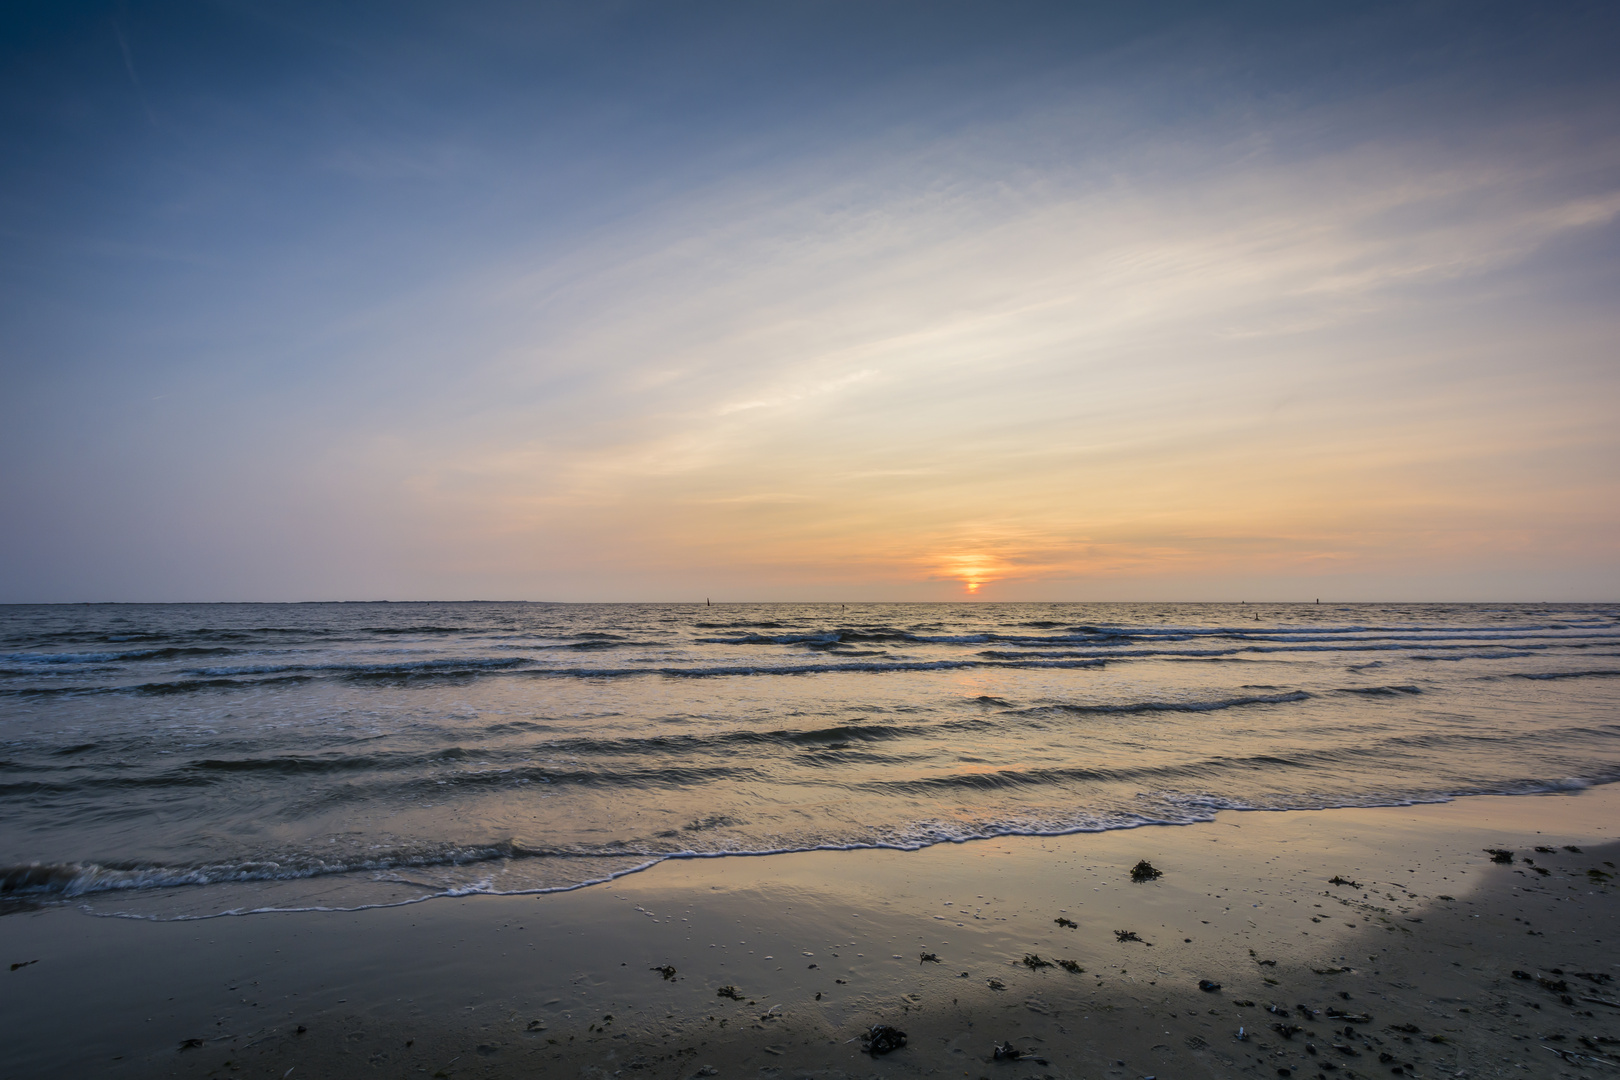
top-left (66, 775), bottom-right (1620, 922)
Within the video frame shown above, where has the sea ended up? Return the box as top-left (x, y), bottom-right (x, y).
top-left (1, 601), bottom-right (1617, 919)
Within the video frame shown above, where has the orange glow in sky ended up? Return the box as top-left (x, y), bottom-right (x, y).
top-left (937, 554), bottom-right (1008, 595)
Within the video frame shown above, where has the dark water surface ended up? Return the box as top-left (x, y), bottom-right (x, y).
top-left (1, 601), bottom-right (1616, 916)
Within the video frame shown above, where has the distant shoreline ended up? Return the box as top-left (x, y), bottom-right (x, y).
top-left (3, 599), bottom-right (1615, 606)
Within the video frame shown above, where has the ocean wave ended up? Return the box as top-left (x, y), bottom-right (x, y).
top-left (529, 722), bottom-right (918, 755)
top-left (0, 646), bottom-right (242, 665)
top-left (187, 755), bottom-right (395, 774)
top-left (695, 630), bottom-right (992, 646)
top-left (356, 625), bottom-right (478, 636)
top-left (1088, 621), bottom-right (1613, 638)
top-left (554, 655), bottom-right (1063, 680)
top-left (693, 623), bottom-right (1619, 648)
top-left (418, 722), bottom-right (913, 761)
top-left (184, 656), bottom-right (537, 677)
top-left (4, 675), bottom-right (319, 698)
top-left (0, 759), bottom-right (768, 799)
top-left (1146, 777), bottom-right (1606, 814)
top-left (855, 753), bottom-right (1338, 794)
top-left (1012, 691), bottom-right (1311, 716)
top-left (587, 657), bottom-right (1110, 678)
top-left (2, 655), bottom-right (1114, 696)
top-left (0, 628), bottom-right (298, 648)
top-left (1313, 631), bottom-right (1614, 642)
top-left (1508, 669), bottom-right (1620, 680)
top-left (0, 774), bottom-right (218, 795)
top-left (0, 664), bottom-right (124, 680)
top-left (980, 641), bottom-right (1557, 660)
top-left (1410, 651), bottom-right (1538, 661)
top-left (0, 842), bottom-right (535, 899)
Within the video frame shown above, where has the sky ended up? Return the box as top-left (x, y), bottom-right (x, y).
top-left (2, 1), bottom-right (1618, 603)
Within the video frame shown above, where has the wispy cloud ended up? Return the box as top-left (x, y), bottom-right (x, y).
top-left (2, 2), bottom-right (1617, 600)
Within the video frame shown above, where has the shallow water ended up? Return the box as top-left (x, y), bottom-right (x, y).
top-left (1, 601), bottom-right (1616, 916)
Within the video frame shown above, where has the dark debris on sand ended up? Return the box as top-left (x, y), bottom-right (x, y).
top-left (861, 1024), bottom-right (907, 1055)
top-left (1130, 860), bottom-right (1163, 882)
top-left (1326, 1007), bottom-right (1371, 1023)
top-left (993, 1040), bottom-right (1048, 1064)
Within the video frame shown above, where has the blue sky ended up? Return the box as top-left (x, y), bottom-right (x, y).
top-left (2, 1), bottom-right (1618, 601)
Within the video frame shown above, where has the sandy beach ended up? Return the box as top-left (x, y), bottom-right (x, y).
top-left (4, 785), bottom-right (1618, 1080)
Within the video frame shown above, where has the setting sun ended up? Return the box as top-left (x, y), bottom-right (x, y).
top-left (938, 553), bottom-right (1009, 595)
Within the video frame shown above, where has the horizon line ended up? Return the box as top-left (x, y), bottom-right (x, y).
top-left (0, 599), bottom-right (1611, 607)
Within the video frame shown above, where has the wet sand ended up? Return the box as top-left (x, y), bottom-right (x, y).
top-left (4, 787), bottom-right (1619, 1080)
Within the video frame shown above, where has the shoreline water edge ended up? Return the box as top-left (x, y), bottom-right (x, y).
top-left (3, 785), bottom-right (1619, 1079)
